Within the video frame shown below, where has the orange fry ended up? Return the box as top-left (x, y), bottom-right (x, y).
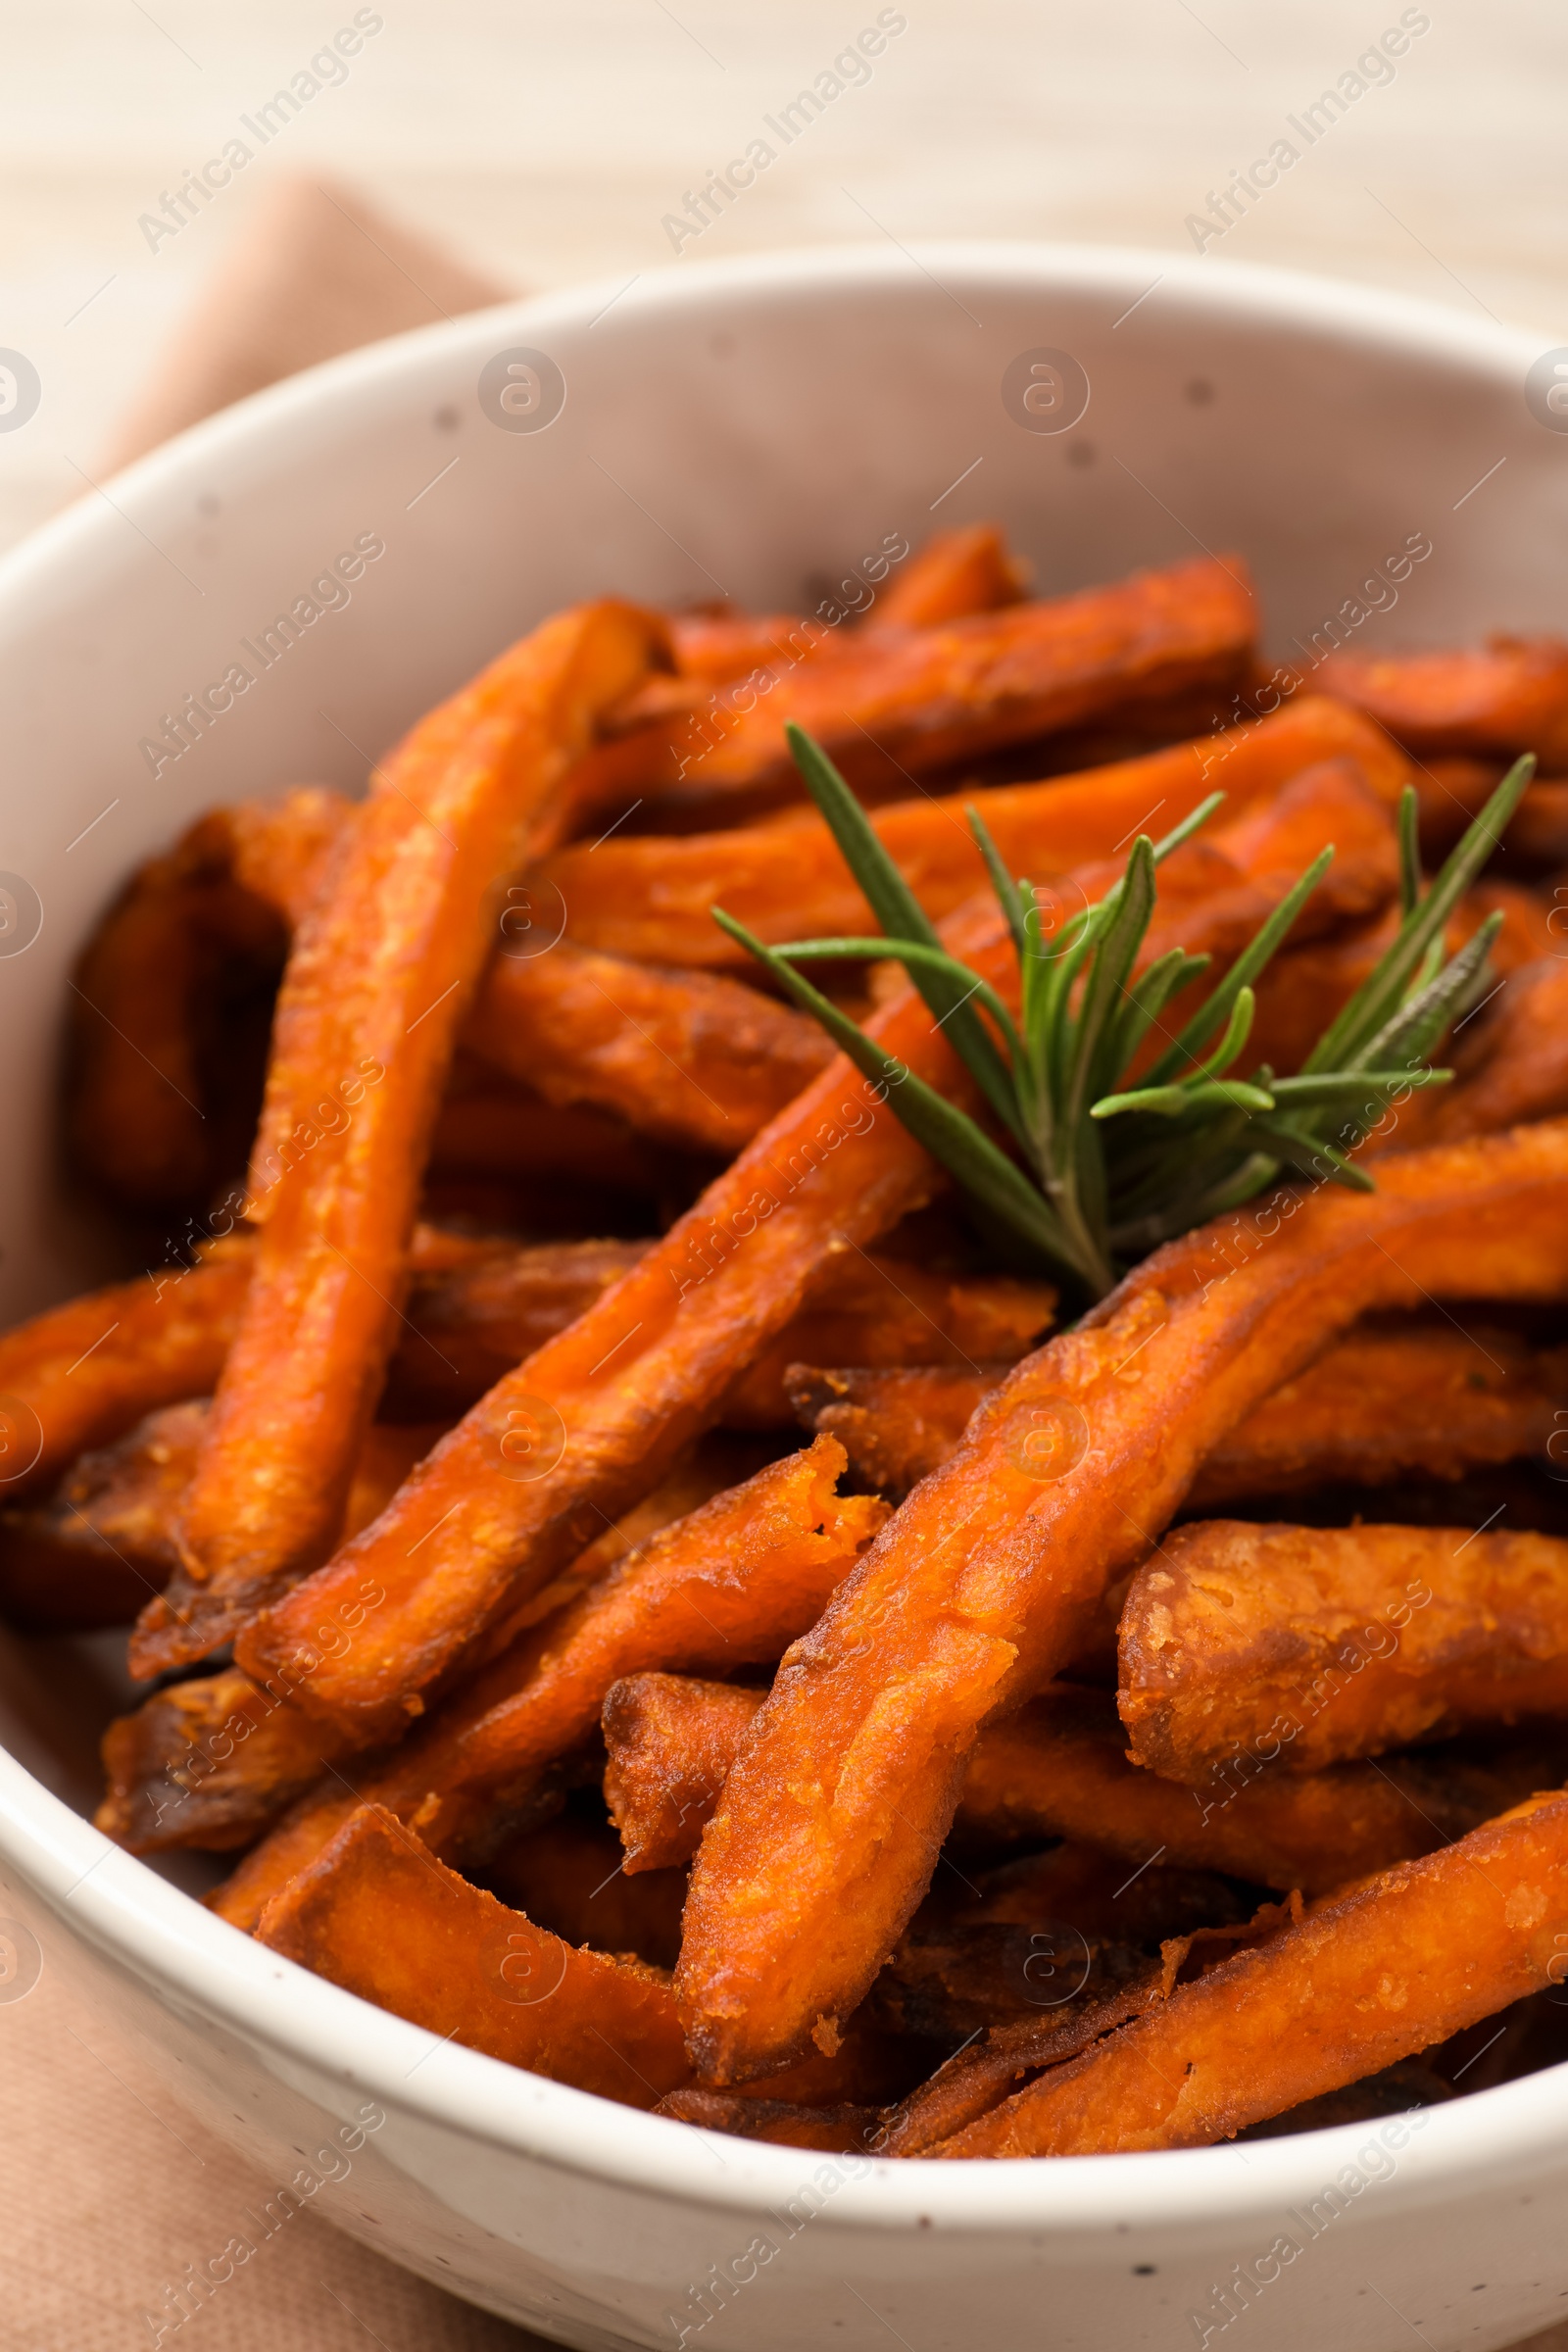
top-left (1380, 958), bottom-right (1568, 1154)
top-left (176, 602), bottom-right (664, 1624)
top-left (676, 1122), bottom-right (1568, 2082)
top-left (535, 696), bottom-right (1408, 969)
top-left (0, 1243), bottom-right (251, 1503)
top-left (233, 906), bottom-right (1011, 1744)
top-left (256, 1803), bottom-right (694, 2109)
top-left (1187, 1318), bottom-right (1568, 1503)
top-left (722, 1265), bottom-right (1054, 1430)
top-left (928, 1791), bottom-right (1568, 2155)
top-left (98, 1666), bottom-right (347, 1853)
top-left (786, 1363), bottom-right (1001, 1501)
top-left (604, 1674), bottom-right (766, 1873)
top-left (212, 1437), bottom-right (882, 1924)
top-left (601, 1673), bottom-right (1526, 1896)
top-left (1316, 637), bottom-right (1568, 760)
top-left (1120, 1519), bottom-right (1568, 1779)
top-left (466, 943), bottom-right (833, 1154)
top-left (868, 523), bottom-right (1026, 631)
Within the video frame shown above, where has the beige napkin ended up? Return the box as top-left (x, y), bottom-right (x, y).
top-left (12, 173), bottom-right (1568, 2352)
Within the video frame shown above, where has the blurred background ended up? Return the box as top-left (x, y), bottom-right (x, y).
top-left (1, 0), bottom-right (1564, 552)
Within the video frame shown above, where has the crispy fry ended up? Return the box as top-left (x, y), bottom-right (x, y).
top-left (869, 524), bottom-right (1026, 630)
top-left (1315, 638), bottom-right (1568, 760)
top-left (232, 902), bottom-right (1011, 1743)
top-left (1188, 1319), bottom-right (1568, 1503)
top-left (786, 1363), bottom-right (1001, 1500)
top-left (722, 1266), bottom-right (1054, 1430)
top-left (676, 1122), bottom-right (1568, 2082)
top-left (597, 555), bottom-right (1257, 826)
top-left (253, 1799), bottom-right (904, 2112)
top-left (177, 601), bottom-right (664, 1627)
top-left (255, 1802), bottom-right (694, 2108)
top-left (0, 1397), bottom-right (201, 1631)
top-left (1380, 958), bottom-right (1568, 1153)
top-left (603, 1674), bottom-right (765, 1873)
top-left (121, 1443), bottom-right (760, 1861)
top-left (97, 1666), bottom-right (348, 1852)
top-left (1120, 1519), bottom-right (1568, 1779)
top-left (213, 1438), bottom-right (882, 1920)
top-left (603, 1672), bottom-right (1527, 1894)
top-left (535, 697), bottom-right (1407, 968)
top-left (466, 944), bottom-right (833, 1153)
top-left (0, 1399), bottom-right (443, 1639)
top-left (0, 1243), bottom-right (252, 1503)
top-left (927, 1791), bottom-right (1568, 2155)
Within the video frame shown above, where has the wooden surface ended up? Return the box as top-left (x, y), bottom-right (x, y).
top-left (2, 3), bottom-right (1568, 2346)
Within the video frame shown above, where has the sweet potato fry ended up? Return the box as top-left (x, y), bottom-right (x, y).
top-left (256, 1803), bottom-right (694, 2108)
top-left (0, 1398), bottom-right (442, 1638)
top-left (0, 1398), bottom-right (202, 1631)
top-left (177, 600), bottom-right (664, 1628)
top-left (928, 1790), bottom-right (1568, 2155)
top-left (120, 1443), bottom-right (760, 1860)
top-left (659, 527), bottom-right (1023, 692)
top-left (466, 944), bottom-right (833, 1154)
top-left (232, 904), bottom-right (1011, 1743)
top-left (535, 696), bottom-right (1408, 968)
top-left (722, 1266), bottom-right (1055, 1430)
top-left (786, 1363), bottom-right (1001, 1501)
top-left (97, 1666), bottom-right (348, 1852)
top-left (1188, 1318), bottom-right (1568, 1503)
top-left (254, 1799), bottom-right (901, 2113)
top-left (1120, 1518), bottom-right (1568, 1779)
top-left (676, 1121), bottom-right (1568, 2082)
top-left (0, 1243), bottom-right (252, 1503)
top-left (604, 1674), bottom-right (765, 1873)
top-left (868, 524), bottom-right (1026, 631)
top-left (1315, 637), bottom-right (1568, 761)
top-left (604, 1673), bottom-right (1529, 1894)
top-left (1380, 958), bottom-right (1568, 1154)
top-left (594, 555), bottom-right (1257, 827)
top-left (214, 1438), bottom-right (881, 1920)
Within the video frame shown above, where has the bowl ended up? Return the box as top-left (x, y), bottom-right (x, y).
top-left (1, 241), bottom-right (1566, 2352)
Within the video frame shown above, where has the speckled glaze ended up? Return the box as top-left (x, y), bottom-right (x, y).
top-left (1, 246), bottom-right (1565, 2350)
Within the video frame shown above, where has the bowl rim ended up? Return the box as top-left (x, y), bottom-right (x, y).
top-left (0, 235), bottom-right (1562, 2243)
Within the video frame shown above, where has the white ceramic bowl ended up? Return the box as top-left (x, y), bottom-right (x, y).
top-left (2, 243), bottom-right (1567, 2352)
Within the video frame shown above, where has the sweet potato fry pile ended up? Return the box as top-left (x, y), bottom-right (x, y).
top-left (14, 530), bottom-right (1568, 2154)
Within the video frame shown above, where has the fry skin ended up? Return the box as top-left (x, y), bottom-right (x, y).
top-left (466, 944), bottom-right (833, 1154)
top-left (1381, 958), bottom-right (1568, 1154)
top-left (927, 1791), bottom-right (1568, 2155)
top-left (1120, 1519), bottom-right (1568, 1779)
top-left (591, 554), bottom-right (1257, 824)
top-left (534, 696), bottom-right (1408, 969)
top-left (676, 1122), bottom-right (1568, 2082)
top-left (602, 1672), bottom-right (1521, 1895)
top-left (1315, 637), bottom-right (1568, 761)
top-left (253, 1800), bottom-right (903, 2114)
top-left (0, 1242), bottom-right (251, 1504)
top-left (1186, 1319), bottom-right (1568, 1504)
top-left (255, 1803), bottom-right (694, 2109)
top-left (233, 907), bottom-right (1009, 1744)
top-left (212, 1438), bottom-right (882, 1922)
top-left (177, 600), bottom-right (665, 1622)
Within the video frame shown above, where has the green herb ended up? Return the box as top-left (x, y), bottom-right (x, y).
top-left (714, 722), bottom-right (1534, 1302)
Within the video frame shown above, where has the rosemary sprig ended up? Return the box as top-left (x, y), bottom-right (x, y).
top-left (715, 723), bottom-right (1535, 1301)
